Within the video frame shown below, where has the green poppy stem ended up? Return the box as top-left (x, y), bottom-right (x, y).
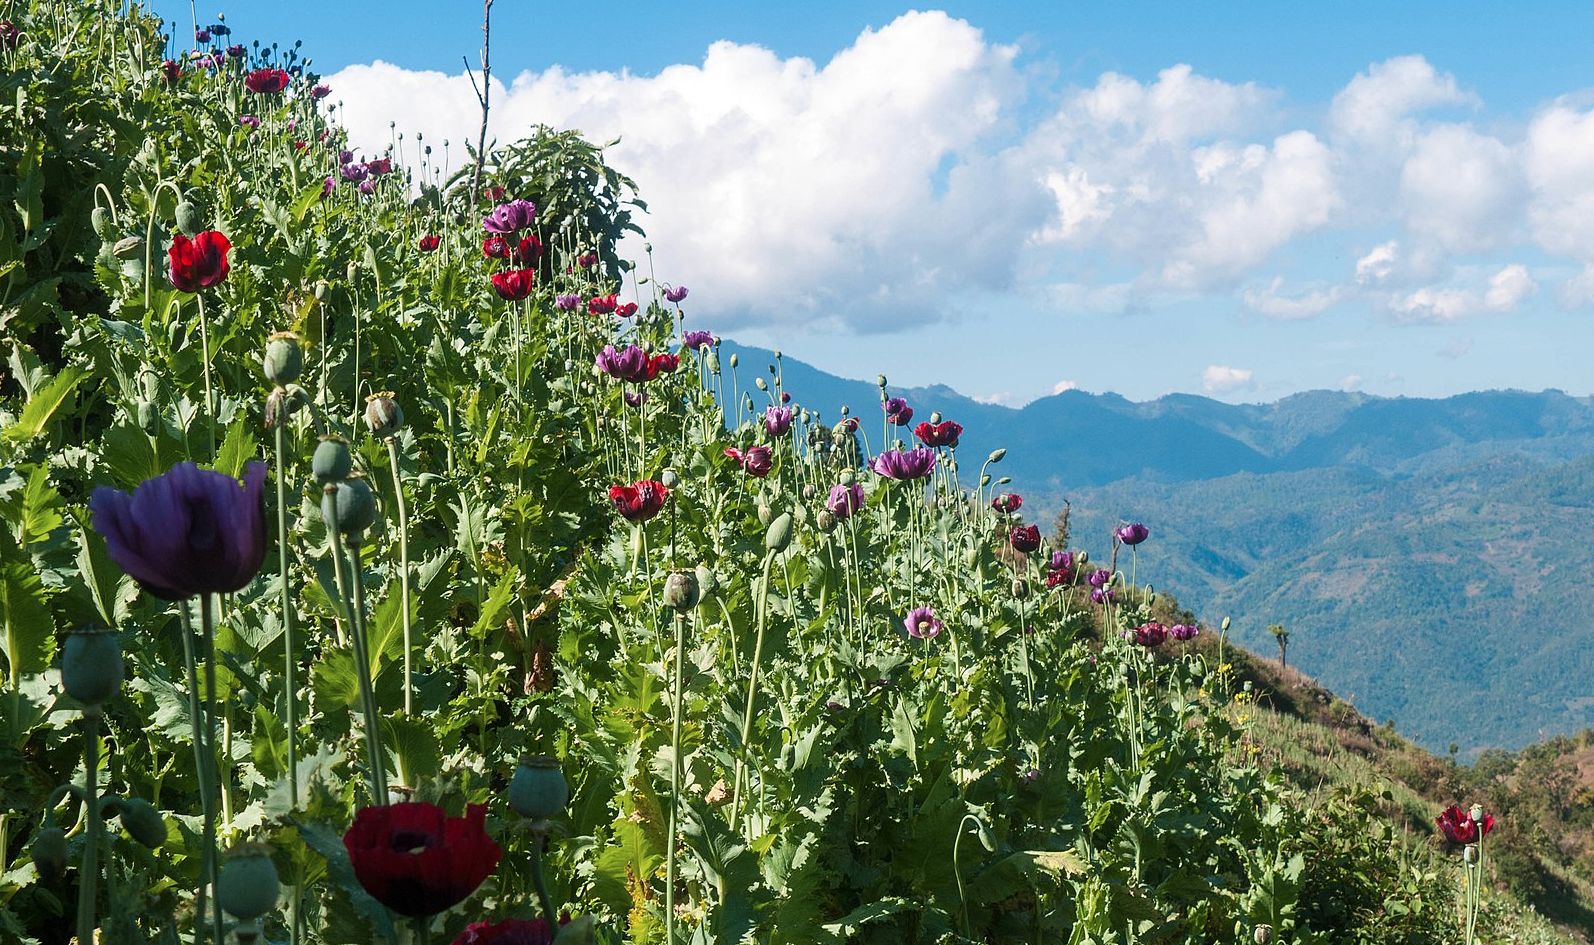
top-left (348, 538), bottom-right (390, 802)
top-left (194, 292), bottom-right (216, 460)
top-left (731, 550), bottom-right (776, 825)
top-left (179, 600), bottom-right (215, 945)
top-left (666, 610), bottom-right (688, 945)
top-left (73, 709), bottom-right (101, 945)
top-left (529, 831), bottom-right (559, 930)
top-left (385, 436), bottom-right (414, 717)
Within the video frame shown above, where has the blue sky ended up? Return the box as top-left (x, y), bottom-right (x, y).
top-left (160, 2), bottom-right (1594, 405)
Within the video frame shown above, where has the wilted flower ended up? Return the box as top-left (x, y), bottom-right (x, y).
top-left (1116, 523), bottom-right (1149, 545)
top-left (342, 802), bottom-right (501, 918)
top-left (882, 396), bottom-right (913, 426)
top-left (1, 19), bottom-right (21, 49)
top-left (1009, 525), bottom-right (1041, 553)
top-left (664, 285), bottom-right (689, 303)
top-left (243, 67), bottom-right (289, 93)
top-left (765, 406), bottom-right (794, 437)
top-left (162, 58), bottom-right (181, 81)
top-left (871, 448), bottom-right (937, 481)
top-left (1436, 805), bottom-right (1495, 845)
top-left (609, 480), bottom-right (669, 522)
top-left (490, 269), bottom-right (536, 301)
top-left (905, 606), bottom-right (943, 640)
top-left (725, 446), bottom-right (773, 479)
top-left (482, 199), bottom-right (536, 234)
top-left (991, 493), bottom-right (1022, 514)
top-left (576, 252), bottom-right (598, 268)
top-left (418, 235), bottom-right (440, 253)
top-left (682, 330), bottom-right (714, 350)
top-left (89, 463), bottom-right (267, 601)
top-left (624, 391), bottom-right (647, 409)
top-left (914, 420), bottom-right (963, 448)
top-left (826, 482), bottom-right (865, 519)
top-left (554, 293), bottom-right (580, 311)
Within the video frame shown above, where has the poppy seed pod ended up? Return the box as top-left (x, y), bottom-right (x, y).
top-left (755, 377), bottom-right (768, 391)
top-left (62, 627), bottom-right (124, 709)
top-left (662, 570), bottom-right (700, 612)
top-left (136, 399), bottom-right (159, 434)
top-left (766, 512), bottom-right (794, 552)
top-left (262, 332), bottom-right (303, 386)
top-left (705, 350), bottom-right (721, 373)
top-left (332, 478), bottom-right (377, 535)
top-left (312, 436), bottom-right (353, 482)
top-left (929, 411), bottom-right (942, 424)
top-left (32, 825), bottom-right (67, 882)
top-left (116, 797), bottom-right (167, 848)
top-left (509, 755), bottom-right (570, 820)
top-left (363, 392), bottom-right (403, 437)
top-left (660, 468), bottom-right (680, 488)
top-left (1253, 926), bottom-right (1272, 945)
top-left (216, 844), bottom-right (281, 920)
top-left (839, 469), bottom-right (855, 486)
top-left (877, 374), bottom-right (888, 388)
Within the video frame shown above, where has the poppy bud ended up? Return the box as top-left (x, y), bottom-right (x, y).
top-left (1011, 579), bottom-right (1029, 599)
top-left (963, 547), bottom-right (980, 568)
top-left (975, 819), bottom-right (997, 852)
top-left (755, 377), bottom-right (768, 391)
top-left (694, 564), bottom-right (718, 598)
top-left (706, 351), bottom-right (721, 373)
top-left (262, 332), bottom-right (303, 386)
top-left (816, 510), bottom-right (837, 533)
top-left (1253, 926), bottom-right (1272, 945)
top-left (729, 353), bottom-right (739, 368)
top-left (757, 503), bottom-right (774, 526)
top-left (91, 207), bottom-right (112, 238)
top-left (312, 436), bottom-right (352, 482)
top-left (62, 627), bottom-right (124, 709)
top-left (987, 449), bottom-right (1006, 464)
top-left (509, 755), bottom-right (570, 820)
top-left (997, 476), bottom-right (1010, 485)
top-left (216, 844), bottom-right (281, 920)
top-left (116, 797), bottom-right (167, 848)
top-left (1464, 845), bottom-right (1476, 864)
top-left (929, 411), bottom-right (942, 424)
top-left (137, 399), bottom-right (160, 434)
top-left (32, 825), bottom-right (67, 881)
top-left (765, 512), bottom-right (793, 552)
top-left (112, 236), bottom-right (142, 259)
top-left (332, 478), bottom-right (377, 535)
top-left (660, 468), bottom-right (680, 488)
top-left (363, 392), bottom-right (403, 437)
top-left (1220, 616), bottom-right (1230, 632)
top-left (662, 570), bottom-right (700, 612)
top-left (877, 374), bottom-right (888, 388)
top-left (263, 389), bottom-right (287, 431)
top-left (175, 200), bottom-right (203, 237)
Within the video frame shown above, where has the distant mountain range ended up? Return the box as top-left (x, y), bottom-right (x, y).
top-left (722, 341), bottom-right (1594, 754)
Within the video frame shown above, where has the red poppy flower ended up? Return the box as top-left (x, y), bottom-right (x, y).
top-left (0, 20), bottom-right (20, 50)
top-left (491, 269), bottom-right (536, 301)
top-left (991, 493), bottom-right (1022, 514)
top-left (914, 420), bottom-right (963, 449)
top-left (1009, 525), bottom-right (1041, 553)
top-left (293, 141), bottom-right (308, 152)
top-left (418, 235), bottom-right (441, 253)
top-left (1436, 805), bottom-right (1494, 845)
top-left (577, 253), bottom-right (598, 268)
top-left (616, 302), bottom-right (638, 318)
top-left (609, 481), bottom-right (669, 522)
top-left (168, 231), bottom-right (231, 293)
top-left (311, 84), bottom-right (332, 99)
top-left (342, 802), bottom-right (501, 918)
top-left (162, 59), bottom-right (181, 82)
top-left (511, 235), bottom-right (541, 266)
top-left (1045, 568), bottom-right (1074, 589)
top-left (647, 353), bottom-right (680, 377)
top-left (587, 294), bottom-right (618, 316)
top-left (243, 67), bottom-right (290, 93)
top-left (368, 158), bottom-right (393, 176)
top-left (451, 917), bottom-right (559, 945)
top-left (724, 446), bottom-right (773, 478)
top-left (482, 237), bottom-right (510, 259)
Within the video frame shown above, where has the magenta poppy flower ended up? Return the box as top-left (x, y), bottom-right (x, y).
top-left (491, 269), bottom-right (536, 301)
top-left (1049, 550), bottom-right (1073, 572)
top-left (1087, 568), bottom-right (1111, 588)
top-left (1116, 523), bottom-right (1149, 546)
top-left (226, 44), bottom-right (245, 59)
top-left (882, 397), bottom-right (913, 426)
top-left (1169, 623), bottom-right (1200, 641)
top-left (320, 176), bottom-right (335, 199)
top-left (340, 162), bottom-right (369, 183)
top-left (826, 483), bottom-right (865, 519)
top-left (368, 158), bottom-right (393, 176)
top-left (238, 115), bottom-right (261, 129)
top-left (482, 199), bottom-right (536, 234)
top-left (597, 346), bottom-right (673, 384)
top-left (1436, 805), bottom-right (1494, 844)
top-left (1090, 587), bottom-right (1115, 604)
top-left (357, 180), bottom-right (376, 196)
top-left (914, 420), bottom-right (962, 449)
top-left (554, 293), bottom-right (579, 311)
top-left (244, 67), bottom-right (289, 93)
top-left (682, 330), bottom-right (714, 350)
top-left (664, 285), bottom-right (689, 303)
top-left (871, 448), bottom-right (936, 481)
top-left (88, 462), bottom-right (268, 601)
top-left (1009, 525), bottom-right (1041, 553)
top-left (167, 231), bottom-right (230, 293)
top-left (1127, 622), bottom-right (1167, 647)
top-left (905, 606), bottom-right (943, 640)
top-left (991, 493), bottom-right (1023, 513)
top-left (609, 481), bottom-right (669, 522)
top-left (195, 29), bottom-right (212, 43)
top-left (624, 391), bottom-right (647, 409)
top-left (450, 917), bottom-right (561, 945)
top-left (311, 84), bottom-right (332, 99)
top-left (725, 446), bottom-right (773, 479)
top-left (765, 406), bottom-right (793, 437)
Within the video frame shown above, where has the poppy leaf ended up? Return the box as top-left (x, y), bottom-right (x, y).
top-left (0, 537), bottom-right (53, 679)
top-left (3, 364), bottom-right (85, 443)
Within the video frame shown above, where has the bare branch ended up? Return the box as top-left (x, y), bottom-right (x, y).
top-left (469, 0), bottom-right (494, 208)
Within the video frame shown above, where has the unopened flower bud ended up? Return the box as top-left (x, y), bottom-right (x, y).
top-left (1253, 925), bottom-right (1272, 945)
top-left (112, 236), bottom-right (142, 259)
top-left (877, 374), bottom-right (887, 388)
top-left (312, 436), bottom-right (352, 482)
top-left (116, 797), bottom-right (167, 848)
top-left (997, 476), bottom-right (1010, 485)
top-left (755, 377), bottom-right (768, 391)
top-left (262, 332), bottom-right (303, 386)
top-left (1011, 579), bottom-right (1029, 599)
top-left (91, 207), bottom-right (113, 238)
top-left (32, 825), bottom-right (67, 881)
top-left (660, 468), bottom-right (680, 488)
top-left (509, 755), bottom-right (570, 820)
top-left (765, 512), bottom-right (794, 552)
top-left (757, 503), bottom-right (774, 526)
top-left (62, 627), bottom-right (124, 709)
top-left (216, 844), bottom-right (281, 920)
top-left (662, 570), bottom-right (700, 612)
top-left (283, 384), bottom-right (310, 414)
top-left (729, 353), bottom-right (739, 369)
top-left (1464, 845), bottom-right (1476, 864)
top-left (332, 477), bottom-right (377, 535)
top-left (706, 351), bottom-right (721, 373)
top-left (987, 448), bottom-right (1006, 464)
top-left (175, 200), bottom-right (203, 237)
top-left (816, 510), bottom-right (837, 533)
top-left (363, 392), bottom-right (403, 437)
top-left (802, 484), bottom-right (815, 501)
top-left (137, 399), bottom-right (160, 434)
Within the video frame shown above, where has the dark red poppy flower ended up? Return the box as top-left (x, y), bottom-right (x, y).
top-left (244, 67), bottom-right (290, 93)
top-left (1045, 568), bottom-right (1074, 589)
top-left (450, 917), bottom-right (559, 945)
top-left (725, 446), bottom-right (773, 478)
top-left (482, 237), bottom-right (510, 259)
top-left (991, 493), bottom-right (1022, 514)
top-left (418, 235), bottom-right (441, 253)
top-left (483, 185), bottom-right (507, 201)
top-left (609, 481), bottom-right (669, 522)
top-left (168, 231), bottom-right (231, 293)
top-left (507, 235), bottom-right (540, 266)
top-left (491, 269), bottom-right (536, 301)
top-left (368, 157), bottom-right (392, 176)
top-left (587, 294), bottom-right (618, 316)
top-left (343, 802), bottom-right (501, 918)
top-left (162, 59), bottom-right (181, 81)
top-left (842, 417), bottom-right (859, 433)
top-left (0, 20), bottom-right (20, 49)
top-left (1009, 525), bottom-right (1041, 553)
top-left (1126, 622), bottom-right (1167, 647)
top-left (616, 302), bottom-right (638, 318)
top-left (311, 84), bottom-right (332, 99)
top-left (293, 141), bottom-right (309, 152)
top-left (577, 253), bottom-right (598, 268)
top-left (1436, 805), bottom-right (1494, 845)
top-left (226, 44), bottom-right (245, 59)
top-left (648, 353), bottom-right (680, 377)
top-left (914, 420), bottom-right (963, 449)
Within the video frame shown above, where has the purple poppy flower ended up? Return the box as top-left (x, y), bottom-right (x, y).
top-left (1170, 623), bottom-right (1200, 641)
top-left (554, 293), bottom-right (580, 311)
top-left (1049, 550), bottom-right (1073, 572)
top-left (765, 406), bottom-right (793, 437)
top-left (682, 330), bottom-right (714, 350)
top-left (905, 606), bottom-right (943, 640)
top-left (1116, 523), bottom-right (1149, 546)
top-left (826, 482), bottom-right (865, 519)
top-left (338, 149), bottom-right (355, 164)
top-left (239, 116), bottom-right (261, 129)
top-left (357, 180), bottom-right (376, 196)
top-left (624, 391), bottom-right (647, 409)
top-left (1019, 767), bottom-right (1041, 786)
top-left (195, 28), bottom-right (211, 43)
top-left (340, 162), bottom-right (369, 183)
top-left (1090, 587), bottom-right (1115, 604)
top-left (321, 176), bottom-right (335, 199)
top-left (1087, 568), bottom-right (1111, 588)
top-left (595, 344), bottom-right (651, 384)
top-left (870, 448), bottom-right (937, 481)
top-left (226, 44), bottom-right (245, 59)
top-left (724, 446), bottom-right (773, 478)
top-left (88, 462), bottom-right (268, 601)
top-left (882, 396), bottom-right (914, 426)
top-left (482, 199), bottom-right (536, 234)
top-left (664, 285), bottom-right (689, 303)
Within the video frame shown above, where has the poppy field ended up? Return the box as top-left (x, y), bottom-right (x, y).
top-left (0, 2), bottom-right (1544, 943)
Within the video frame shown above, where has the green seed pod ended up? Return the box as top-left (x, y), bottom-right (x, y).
top-left (262, 332), bottom-right (304, 386)
top-left (363, 392), bottom-right (403, 437)
top-left (660, 467), bottom-right (680, 488)
top-left (62, 627), bottom-right (124, 708)
top-left (929, 411), bottom-right (942, 424)
top-left (816, 509), bottom-right (837, 533)
top-left (801, 483), bottom-right (815, 501)
top-left (111, 236), bottom-right (142, 259)
top-left (765, 512), bottom-right (794, 552)
top-left (1253, 925), bottom-right (1273, 945)
top-left (694, 564), bottom-right (718, 598)
top-left (1076, 550), bottom-right (1089, 566)
top-left (332, 478), bottom-right (377, 535)
top-left (216, 844), bottom-right (281, 921)
top-left (312, 436), bottom-right (352, 482)
top-left (987, 448), bottom-right (1007, 464)
top-left (509, 755), bottom-right (570, 820)
top-left (877, 374), bottom-right (888, 388)
top-left (91, 206), bottom-right (112, 238)
top-left (116, 797), bottom-right (167, 848)
top-left (32, 825), bottom-right (67, 882)
top-left (175, 200), bottom-right (203, 237)
top-left (136, 399), bottom-right (160, 435)
top-left (838, 469), bottom-right (855, 486)
top-left (662, 569), bottom-right (700, 613)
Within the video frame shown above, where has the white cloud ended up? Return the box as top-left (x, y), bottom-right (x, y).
top-left (1439, 337), bottom-right (1473, 359)
top-left (1327, 55), bottom-right (1475, 145)
top-left (1244, 277), bottom-right (1348, 320)
top-left (1051, 380), bottom-right (1080, 394)
top-left (1341, 374), bottom-right (1365, 391)
top-left (1398, 124), bottom-right (1523, 252)
top-left (1387, 264), bottom-right (1537, 323)
top-left (1202, 365), bottom-right (1256, 393)
top-left (973, 391), bottom-right (1017, 405)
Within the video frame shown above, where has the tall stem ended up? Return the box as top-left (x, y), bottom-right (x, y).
top-left (74, 709), bottom-right (102, 945)
top-left (180, 600), bottom-right (215, 945)
top-left (731, 551), bottom-right (775, 824)
top-left (349, 539), bottom-right (390, 801)
top-left (386, 437), bottom-right (414, 716)
top-left (528, 834), bottom-right (559, 930)
top-left (666, 611), bottom-right (687, 945)
top-left (274, 421), bottom-right (298, 806)
top-left (200, 595), bottom-right (224, 944)
top-left (195, 293), bottom-right (216, 459)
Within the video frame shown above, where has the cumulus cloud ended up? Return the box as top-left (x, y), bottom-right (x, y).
top-left (1244, 277), bottom-right (1348, 320)
top-left (1341, 374), bottom-right (1365, 392)
top-left (1052, 380), bottom-right (1081, 394)
top-left (1387, 264), bottom-right (1538, 324)
top-left (1202, 365), bottom-right (1256, 394)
